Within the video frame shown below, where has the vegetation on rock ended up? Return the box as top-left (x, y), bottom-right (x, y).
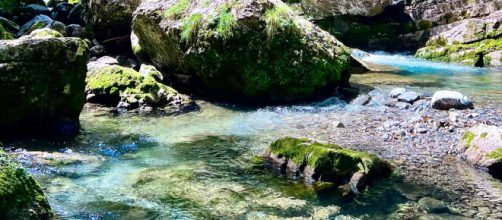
top-left (0, 150), bottom-right (52, 219)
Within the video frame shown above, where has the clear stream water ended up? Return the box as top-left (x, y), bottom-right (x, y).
top-left (6, 54), bottom-right (502, 219)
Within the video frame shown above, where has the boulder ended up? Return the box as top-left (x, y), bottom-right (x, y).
top-left (431, 91), bottom-right (473, 110)
top-left (85, 64), bottom-right (194, 112)
top-left (51, 2), bottom-right (74, 24)
top-left (458, 124), bottom-right (502, 178)
top-left (264, 137), bottom-right (391, 194)
top-left (133, 0), bottom-right (351, 102)
top-left (389, 88), bottom-right (406, 98)
top-left (0, 38), bottom-right (89, 134)
top-left (16, 14), bottom-right (52, 37)
top-left (0, 0), bottom-right (46, 13)
top-left (19, 27), bottom-right (63, 39)
top-left (0, 149), bottom-right (52, 219)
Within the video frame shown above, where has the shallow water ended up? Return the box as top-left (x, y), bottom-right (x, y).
top-left (358, 52), bottom-right (502, 105)
top-left (6, 55), bottom-right (502, 219)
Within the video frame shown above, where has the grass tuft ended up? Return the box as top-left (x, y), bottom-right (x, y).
top-left (164, 0), bottom-right (192, 19)
top-left (180, 13), bottom-right (203, 43)
top-left (216, 5), bottom-right (237, 40)
top-left (263, 4), bottom-right (296, 41)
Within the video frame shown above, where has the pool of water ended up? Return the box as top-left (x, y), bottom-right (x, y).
top-left (6, 54), bottom-right (502, 219)
top-left (357, 52), bottom-right (502, 105)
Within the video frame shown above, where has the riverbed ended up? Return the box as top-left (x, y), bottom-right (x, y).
top-left (5, 54), bottom-right (502, 219)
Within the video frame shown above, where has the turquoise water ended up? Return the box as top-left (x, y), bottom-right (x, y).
top-left (6, 55), bottom-right (502, 219)
top-left (359, 52), bottom-right (502, 105)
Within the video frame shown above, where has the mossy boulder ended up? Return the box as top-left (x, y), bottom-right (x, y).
top-left (0, 149), bottom-right (52, 219)
top-left (132, 0), bottom-right (351, 103)
top-left (86, 64), bottom-right (194, 112)
top-left (0, 38), bottom-right (89, 134)
top-left (458, 124), bottom-right (502, 179)
top-left (19, 27), bottom-right (63, 39)
top-left (265, 137), bottom-right (391, 194)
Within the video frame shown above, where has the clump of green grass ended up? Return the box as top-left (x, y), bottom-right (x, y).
top-left (164, 0), bottom-right (192, 18)
top-left (216, 5), bottom-right (237, 40)
top-left (180, 13), bottom-right (203, 43)
top-left (263, 4), bottom-right (296, 41)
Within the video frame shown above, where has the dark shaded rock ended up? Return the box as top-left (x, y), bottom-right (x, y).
top-left (48, 20), bottom-right (66, 35)
top-left (0, 150), bottom-right (53, 219)
top-left (65, 23), bottom-right (81, 37)
top-left (67, 3), bottom-right (83, 25)
top-left (16, 14), bottom-right (52, 37)
top-left (0, 16), bottom-right (19, 33)
top-left (264, 137), bottom-right (391, 194)
top-left (51, 2), bottom-right (74, 24)
top-left (431, 91), bottom-right (473, 110)
top-left (0, 38), bottom-right (89, 135)
top-left (90, 45), bottom-right (106, 58)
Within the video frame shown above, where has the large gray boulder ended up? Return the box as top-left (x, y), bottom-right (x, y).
top-left (458, 124), bottom-right (502, 178)
top-left (0, 38), bottom-right (89, 134)
top-left (132, 0), bottom-right (351, 102)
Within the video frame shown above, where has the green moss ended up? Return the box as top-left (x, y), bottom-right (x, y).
top-left (418, 20), bottom-right (433, 30)
top-left (68, 0), bottom-right (80, 4)
top-left (86, 65), bottom-right (182, 107)
top-left (487, 148), bottom-right (502, 161)
top-left (463, 131), bottom-right (475, 148)
top-left (416, 37), bottom-right (502, 66)
top-left (180, 13), bottom-right (203, 43)
top-left (480, 132), bottom-right (488, 138)
top-left (21, 28), bottom-right (63, 39)
top-left (269, 137), bottom-right (390, 182)
top-left (0, 150), bottom-right (52, 219)
top-left (164, 0), bottom-right (192, 19)
top-left (263, 4), bottom-right (297, 41)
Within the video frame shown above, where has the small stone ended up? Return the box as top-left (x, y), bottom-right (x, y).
top-left (431, 91), bottom-right (473, 110)
top-left (397, 91), bottom-right (421, 104)
top-left (383, 120), bottom-right (400, 129)
top-left (333, 121), bottom-right (345, 128)
top-left (449, 112), bottom-right (460, 122)
top-left (385, 99), bottom-right (399, 107)
top-left (65, 24), bottom-right (82, 37)
top-left (350, 94), bottom-right (371, 106)
top-left (390, 88), bottom-right (406, 98)
top-left (90, 45), bottom-right (106, 58)
top-left (396, 102), bottom-right (412, 110)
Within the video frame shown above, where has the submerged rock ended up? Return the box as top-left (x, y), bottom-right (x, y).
top-left (0, 38), bottom-right (89, 135)
top-left (0, 149), bottom-right (52, 219)
top-left (133, 0), bottom-right (350, 102)
top-left (431, 91), bottom-right (473, 110)
top-left (85, 65), bottom-right (194, 112)
top-left (264, 137), bottom-right (391, 194)
top-left (418, 197), bottom-right (449, 214)
top-left (458, 124), bottom-right (502, 178)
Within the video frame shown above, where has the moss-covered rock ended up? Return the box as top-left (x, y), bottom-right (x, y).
top-left (19, 27), bottom-right (63, 39)
top-left (265, 137), bottom-right (391, 194)
top-left (458, 124), bottom-right (502, 179)
top-left (86, 64), bottom-right (194, 112)
top-left (132, 0), bottom-right (350, 103)
top-left (0, 149), bottom-right (52, 219)
top-left (0, 38), bottom-right (89, 134)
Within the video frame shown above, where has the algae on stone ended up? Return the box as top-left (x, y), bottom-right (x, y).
top-left (86, 65), bottom-right (194, 111)
top-left (133, 0), bottom-right (350, 102)
top-left (0, 150), bottom-right (52, 219)
top-left (267, 137), bottom-right (391, 184)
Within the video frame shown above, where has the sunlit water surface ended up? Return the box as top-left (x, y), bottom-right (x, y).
top-left (9, 54), bottom-right (502, 219)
